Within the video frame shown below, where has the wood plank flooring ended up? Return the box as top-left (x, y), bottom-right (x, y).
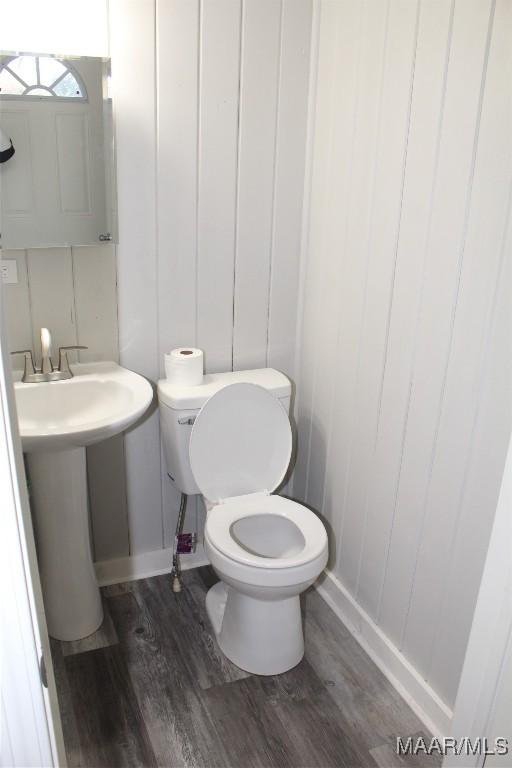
top-left (51, 567), bottom-right (442, 768)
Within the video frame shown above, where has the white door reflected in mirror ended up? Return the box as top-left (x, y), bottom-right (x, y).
top-left (0, 53), bottom-right (117, 248)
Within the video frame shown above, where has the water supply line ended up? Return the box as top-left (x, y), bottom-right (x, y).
top-left (171, 491), bottom-right (187, 592)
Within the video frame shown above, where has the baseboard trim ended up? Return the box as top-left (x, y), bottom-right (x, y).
top-left (95, 545), bottom-right (209, 587)
top-left (314, 569), bottom-right (452, 739)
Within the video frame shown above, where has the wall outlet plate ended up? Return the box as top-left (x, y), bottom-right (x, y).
top-left (0, 259), bottom-right (18, 284)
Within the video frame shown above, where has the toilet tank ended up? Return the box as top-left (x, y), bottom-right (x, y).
top-left (158, 368), bottom-right (291, 495)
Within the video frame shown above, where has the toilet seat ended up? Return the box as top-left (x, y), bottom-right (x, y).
top-left (192, 381), bottom-right (328, 589)
top-left (205, 494), bottom-right (327, 570)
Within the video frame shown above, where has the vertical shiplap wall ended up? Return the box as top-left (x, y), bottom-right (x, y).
top-left (110, 0), bottom-right (162, 557)
top-left (295, 0), bottom-right (512, 709)
top-left (110, 0), bottom-right (312, 556)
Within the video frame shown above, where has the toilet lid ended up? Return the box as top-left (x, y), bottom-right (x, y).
top-left (189, 382), bottom-right (292, 504)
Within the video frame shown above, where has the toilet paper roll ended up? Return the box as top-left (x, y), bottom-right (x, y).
top-left (164, 348), bottom-right (204, 386)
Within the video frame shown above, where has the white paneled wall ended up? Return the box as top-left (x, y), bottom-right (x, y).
top-left (110, 0), bottom-right (312, 556)
top-left (3, 247), bottom-right (118, 366)
top-left (295, 0), bottom-right (512, 712)
top-left (1, 245), bottom-right (128, 561)
top-left (110, 0), bottom-right (162, 558)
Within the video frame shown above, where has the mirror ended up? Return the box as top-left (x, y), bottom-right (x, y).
top-left (0, 53), bottom-right (117, 249)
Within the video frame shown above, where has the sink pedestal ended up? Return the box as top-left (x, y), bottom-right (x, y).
top-left (15, 362), bottom-right (153, 640)
top-left (27, 447), bottom-right (103, 641)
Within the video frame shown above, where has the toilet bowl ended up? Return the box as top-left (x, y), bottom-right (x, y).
top-left (188, 382), bottom-right (328, 675)
top-left (157, 368), bottom-right (328, 676)
top-left (204, 493), bottom-right (327, 675)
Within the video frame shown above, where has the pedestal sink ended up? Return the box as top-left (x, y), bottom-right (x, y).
top-left (14, 362), bottom-right (153, 641)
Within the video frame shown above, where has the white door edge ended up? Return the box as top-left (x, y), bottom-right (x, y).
top-left (0, 276), bottom-right (66, 766)
top-left (444, 431), bottom-right (512, 768)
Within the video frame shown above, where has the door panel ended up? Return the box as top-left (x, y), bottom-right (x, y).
top-left (0, 57), bottom-right (107, 247)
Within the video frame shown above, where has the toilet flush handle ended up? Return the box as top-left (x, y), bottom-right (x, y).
top-left (178, 416), bottom-right (196, 425)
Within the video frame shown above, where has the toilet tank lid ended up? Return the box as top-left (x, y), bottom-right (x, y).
top-left (157, 367), bottom-right (291, 410)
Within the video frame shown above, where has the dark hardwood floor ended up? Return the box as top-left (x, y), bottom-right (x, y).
top-left (51, 567), bottom-right (441, 768)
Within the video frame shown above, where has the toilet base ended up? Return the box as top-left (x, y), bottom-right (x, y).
top-left (205, 581), bottom-right (228, 636)
top-left (205, 581), bottom-right (304, 675)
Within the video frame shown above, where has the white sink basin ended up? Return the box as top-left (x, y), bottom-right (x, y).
top-left (15, 361), bottom-right (153, 642)
top-left (15, 361), bottom-right (153, 452)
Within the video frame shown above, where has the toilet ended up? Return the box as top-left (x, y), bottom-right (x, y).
top-left (158, 368), bottom-right (328, 675)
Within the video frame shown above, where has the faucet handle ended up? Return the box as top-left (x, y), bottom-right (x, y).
top-left (58, 345), bottom-right (88, 374)
top-left (11, 350), bottom-right (36, 378)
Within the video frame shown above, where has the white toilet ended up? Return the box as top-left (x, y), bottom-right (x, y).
top-left (158, 368), bottom-right (328, 675)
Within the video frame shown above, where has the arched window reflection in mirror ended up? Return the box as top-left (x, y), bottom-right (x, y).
top-left (0, 55), bottom-right (87, 100)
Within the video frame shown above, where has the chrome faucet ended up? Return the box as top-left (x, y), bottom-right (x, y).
top-left (11, 328), bottom-right (87, 383)
top-left (40, 327), bottom-right (53, 375)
